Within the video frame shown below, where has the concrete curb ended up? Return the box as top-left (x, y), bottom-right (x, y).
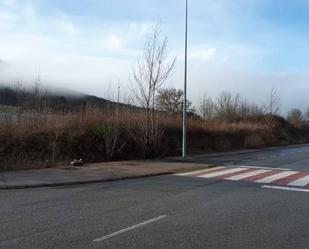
top-left (0, 172), bottom-right (172, 191)
top-left (0, 165), bottom-right (213, 191)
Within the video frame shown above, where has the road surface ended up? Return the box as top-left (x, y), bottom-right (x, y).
top-left (1, 145), bottom-right (309, 249)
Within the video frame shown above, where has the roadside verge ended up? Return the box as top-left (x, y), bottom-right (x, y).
top-left (0, 161), bottom-right (212, 191)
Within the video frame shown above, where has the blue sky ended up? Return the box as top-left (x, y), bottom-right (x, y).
top-left (1, 0), bottom-right (309, 113)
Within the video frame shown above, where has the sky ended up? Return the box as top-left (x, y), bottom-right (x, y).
top-left (1, 0), bottom-right (309, 113)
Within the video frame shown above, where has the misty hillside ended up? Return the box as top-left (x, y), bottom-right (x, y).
top-left (0, 86), bottom-right (134, 113)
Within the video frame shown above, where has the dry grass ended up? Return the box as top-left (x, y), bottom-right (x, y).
top-left (0, 108), bottom-right (275, 170)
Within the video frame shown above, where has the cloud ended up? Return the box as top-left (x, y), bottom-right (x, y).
top-left (1, 0), bottom-right (16, 5)
top-left (189, 47), bottom-right (216, 62)
top-left (53, 20), bottom-right (81, 35)
top-left (105, 36), bottom-right (122, 50)
top-left (0, 11), bottom-right (18, 21)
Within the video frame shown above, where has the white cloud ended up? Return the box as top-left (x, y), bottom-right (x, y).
top-left (53, 20), bottom-right (81, 35)
top-left (189, 47), bottom-right (216, 62)
top-left (0, 12), bottom-right (18, 21)
top-left (1, 0), bottom-right (16, 5)
top-left (105, 36), bottom-right (122, 50)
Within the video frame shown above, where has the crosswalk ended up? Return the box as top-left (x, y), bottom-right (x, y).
top-left (176, 166), bottom-right (309, 188)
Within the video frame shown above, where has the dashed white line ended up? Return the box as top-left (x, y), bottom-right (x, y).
top-left (262, 185), bottom-right (309, 193)
top-left (93, 215), bottom-right (167, 243)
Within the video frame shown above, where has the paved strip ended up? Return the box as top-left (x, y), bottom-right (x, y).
top-left (262, 185), bottom-right (309, 193)
top-left (255, 171), bottom-right (298, 184)
top-left (225, 169), bottom-right (270, 181)
top-left (288, 175), bottom-right (309, 187)
top-left (93, 215), bottom-right (167, 243)
top-left (199, 168), bottom-right (248, 178)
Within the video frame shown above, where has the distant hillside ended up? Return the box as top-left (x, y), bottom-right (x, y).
top-left (0, 86), bottom-right (136, 113)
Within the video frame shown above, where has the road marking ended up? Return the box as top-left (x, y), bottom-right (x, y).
top-left (199, 168), bottom-right (248, 178)
top-left (288, 175), bottom-right (309, 187)
top-left (223, 162), bottom-right (234, 166)
top-left (262, 185), bottom-right (309, 193)
top-left (237, 166), bottom-right (291, 171)
top-left (225, 169), bottom-right (270, 181)
top-left (93, 215), bottom-right (167, 243)
top-left (176, 167), bottom-right (225, 176)
top-left (257, 157), bottom-right (265, 160)
top-left (255, 171), bottom-right (298, 184)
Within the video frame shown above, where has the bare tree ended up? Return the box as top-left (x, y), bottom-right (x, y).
top-left (305, 108), bottom-right (309, 122)
top-left (287, 108), bottom-right (304, 127)
top-left (131, 24), bottom-right (176, 152)
top-left (215, 91), bottom-right (240, 121)
top-left (198, 94), bottom-right (215, 120)
top-left (239, 101), bottom-right (264, 119)
top-left (268, 86), bottom-right (281, 115)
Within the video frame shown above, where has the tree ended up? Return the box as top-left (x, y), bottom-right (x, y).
top-left (156, 88), bottom-right (193, 113)
top-left (215, 91), bottom-right (240, 121)
top-left (287, 108), bottom-right (304, 127)
top-left (131, 24), bottom-right (176, 153)
top-left (198, 94), bottom-right (215, 120)
top-left (268, 86), bottom-right (281, 115)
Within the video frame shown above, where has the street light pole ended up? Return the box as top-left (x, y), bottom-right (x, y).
top-left (182, 0), bottom-right (188, 158)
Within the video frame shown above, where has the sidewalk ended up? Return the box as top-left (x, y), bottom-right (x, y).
top-left (0, 160), bottom-right (211, 190)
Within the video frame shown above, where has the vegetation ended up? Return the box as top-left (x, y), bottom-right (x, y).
top-left (1, 26), bottom-right (309, 171)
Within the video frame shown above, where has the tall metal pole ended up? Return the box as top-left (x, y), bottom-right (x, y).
top-left (182, 0), bottom-right (188, 158)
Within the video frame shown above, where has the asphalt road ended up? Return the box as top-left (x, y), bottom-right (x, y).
top-left (1, 145), bottom-right (309, 249)
top-left (191, 144), bottom-right (309, 171)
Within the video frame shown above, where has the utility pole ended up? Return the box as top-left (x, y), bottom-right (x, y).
top-left (182, 0), bottom-right (188, 158)
top-left (117, 80), bottom-right (120, 126)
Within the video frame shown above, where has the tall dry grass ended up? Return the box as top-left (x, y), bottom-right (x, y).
top-left (0, 107), bottom-right (275, 170)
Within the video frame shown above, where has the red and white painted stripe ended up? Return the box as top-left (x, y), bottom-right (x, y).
top-left (176, 166), bottom-right (309, 188)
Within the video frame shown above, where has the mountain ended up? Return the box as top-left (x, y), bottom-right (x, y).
top-left (0, 85), bottom-right (137, 113)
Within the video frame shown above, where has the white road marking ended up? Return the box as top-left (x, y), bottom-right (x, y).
top-left (199, 168), bottom-right (248, 178)
top-left (257, 157), bottom-right (265, 160)
top-left (237, 166), bottom-right (291, 171)
top-left (225, 169), bottom-right (270, 181)
top-left (223, 162), bottom-right (234, 166)
top-left (93, 215), bottom-right (167, 243)
top-left (288, 175), bottom-right (309, 187)
top-left (175, 167), bottom-right (225, 176)
top-left (255, 171), bottom-right (298, 184)
top-left (262, 185), bottom-right (309, 193)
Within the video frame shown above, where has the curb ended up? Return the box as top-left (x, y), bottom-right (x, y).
top-left (0, 172), bottom-right (172, 191)
top-left (0, 165), bottom-right (212, 191)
